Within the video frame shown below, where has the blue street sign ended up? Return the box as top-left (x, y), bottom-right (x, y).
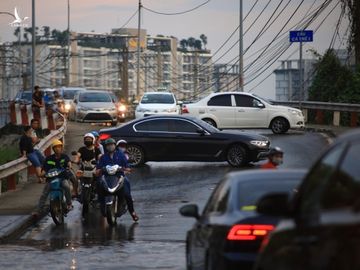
top-left (290, 30), bottom-right (313, 42)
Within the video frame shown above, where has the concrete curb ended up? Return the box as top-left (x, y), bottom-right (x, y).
top-left (0, 211), bottom-right (48, 243)
top-left (303, 127), bottom-right (337, 145)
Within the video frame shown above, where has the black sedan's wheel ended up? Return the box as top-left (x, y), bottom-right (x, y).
top-left (226, 144), bottom-right (246, 167)
top-left (270, 117), bottom-right (289, 134)
top-left (202, 118), bottom-right (217, 128)
top-left (127, 145), bottom-right (145, 166)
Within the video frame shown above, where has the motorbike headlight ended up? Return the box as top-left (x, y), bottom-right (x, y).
top-left (118, 104), bottom-right (127, 112)
top-left (64, 103), bottom-right (71, 111)
top-left (250, 140), bottom-right (269, 148)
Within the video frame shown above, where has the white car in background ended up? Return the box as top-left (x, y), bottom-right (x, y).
top-left (181, 92), bottom-right (305, 134)
top-left (59, 87), bottom-right (86, 113)
top-left (135, 92), bottom-right (180, 118)
top-left (70, 90), bottom-right (118, 126)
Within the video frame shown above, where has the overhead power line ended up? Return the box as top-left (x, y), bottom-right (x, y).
top-left (142, 0), bottom-right (211, 16)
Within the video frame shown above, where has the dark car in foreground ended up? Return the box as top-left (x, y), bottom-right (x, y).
top-left (99, 115), bottom-right (270, 167)
top-left (254, 129), bottom-right (360, 270)
top-left (180, 169), bottom-right (306, 270)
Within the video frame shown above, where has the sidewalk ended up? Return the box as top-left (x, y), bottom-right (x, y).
top-left (0, 124), bottom-right (357, 242)
top-left (0, 176), bottom-right (44, 242)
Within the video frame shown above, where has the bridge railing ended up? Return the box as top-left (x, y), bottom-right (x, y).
top-left (0, 112), bottom-right (67, 194)
top-left (273, 101), bottom-right (360, 127)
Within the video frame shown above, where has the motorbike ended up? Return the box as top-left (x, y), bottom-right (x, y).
top-left (76, 159), bottom-right (97, 217)
top-left (99, 164), bottom-right (127, 226)
top-left (46, 168), bottom-right (70, 225)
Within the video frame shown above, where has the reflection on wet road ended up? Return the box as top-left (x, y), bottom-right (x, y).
top-left (0, 125), bottom-right (329, 269)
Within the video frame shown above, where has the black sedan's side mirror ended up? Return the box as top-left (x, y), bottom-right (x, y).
top-left (257, 193), bottom-right (292, 217)
top-left (179, 204), bottom-right (200, 220)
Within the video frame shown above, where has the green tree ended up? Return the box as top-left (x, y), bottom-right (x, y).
top-left (42, 26), bottom-right (51, 40)
top-left (308, 49), bottom-right (353, 102)
top-left (200, 34), bottom-right (207, 49)
top-left (180, 39), bottom-right (188, 50)
top-left (187, 37), bottom-right (196, 50)
top-left (194, 39), bottom-right (202, 51)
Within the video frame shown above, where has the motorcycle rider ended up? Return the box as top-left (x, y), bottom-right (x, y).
top-left (33, 139), bottom-right (73, 217)
top-left (260, 147), bottom-right (284, 169)
top-left (96, 138), bottom-right (138, 222)
top-left (74, 133), bottom-right (102, 200)
top-left (116, 139), bottom-right (139, 222)
top-left (74, 133), bottom-right (102, 164)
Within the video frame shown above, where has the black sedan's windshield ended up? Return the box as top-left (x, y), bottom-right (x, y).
top-left (141, 94), bottom-right (175, 104)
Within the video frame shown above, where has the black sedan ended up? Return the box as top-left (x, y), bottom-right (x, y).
top-left (180, 169), bottom-right (306, 270)
top-left (99, 115), bottom-right (270, 167)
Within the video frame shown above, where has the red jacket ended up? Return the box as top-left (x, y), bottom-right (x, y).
top-left (260, 161), bottom-right (277, 169)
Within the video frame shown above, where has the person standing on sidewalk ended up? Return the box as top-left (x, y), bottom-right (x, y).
top-left (32, 85), bottom-right (43, 120)
top-left (19, 125), bottom-right (45, 182)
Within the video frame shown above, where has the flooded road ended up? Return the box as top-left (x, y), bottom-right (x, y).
top-left (0, 122), bottom-right (328, 269)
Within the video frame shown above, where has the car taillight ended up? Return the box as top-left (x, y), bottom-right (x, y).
top-left (182, 105), bottom-right (189, 114)
top-left (227, 224), bottom-right (274, 241)
top-left (99, 133), bottom-right (111, 141)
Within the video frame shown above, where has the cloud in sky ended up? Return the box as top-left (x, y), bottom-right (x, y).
top-left (0, 0), bottom-right (349, 98)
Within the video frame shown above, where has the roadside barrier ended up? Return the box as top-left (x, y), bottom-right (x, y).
top-left (9, 102), bottom-right (56, 130)
top-left (0, 112), bottom-right (67, 194)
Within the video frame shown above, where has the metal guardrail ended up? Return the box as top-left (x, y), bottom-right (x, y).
top-left (273, 101), bottom-right (360, 113)
top-left (0, 113), bottom-right (67, 191)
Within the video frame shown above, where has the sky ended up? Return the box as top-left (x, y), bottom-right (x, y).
top-left (0, 0), bottom-right (350, 99)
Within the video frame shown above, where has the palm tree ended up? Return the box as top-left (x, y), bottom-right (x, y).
top-left (194, 39), bottom-right (202, 51)
top-left (13, 27), bottom-right (20, 39)
top-left (180, 39), bottom-right (188, 50)
top-left (200, 34), bottom-right (208, 49)
top-left (42, 26), bottom-right (51, 40)
top-left (187, 37), bottom-right (196, 50)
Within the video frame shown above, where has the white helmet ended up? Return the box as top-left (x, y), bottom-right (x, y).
top-left (84, 132), bottom-right (95, 141)
top-left (116, 139), bottom-right (127, 147)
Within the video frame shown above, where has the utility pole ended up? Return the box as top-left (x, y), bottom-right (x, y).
top-left (66, 0), bottom-right (70, 86)
top-left (136, 0), bottom-right (142, 97)
top-left (239, 0), bottom-right (244, 91)
top-left (299, 42), bottom-right (303, 108)
top-left (18, 27), bottom-right (22, 90)
top-left (120, 46), bottom-right (129, 101)
top-left (157, 43), bottom-right (162, 88)
top-left (193, 52), bottom-right (199, 98)
top-left (31, 0), bottom-right (36, 94)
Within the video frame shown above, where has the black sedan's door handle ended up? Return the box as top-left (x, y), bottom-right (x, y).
top-left (294, 235), bottom-right (319, 245)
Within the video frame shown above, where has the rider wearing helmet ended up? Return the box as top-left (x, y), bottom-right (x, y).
top-left (96, 138), bottom-right (133, 219)
top-left (91, 131), bottom-right (104, 155)
top-left (34, 139), bottom-right (73, 216)
top-left (260, 147), bottom-right (284, 169)
top-left (75, 133), bottom-right (102, 163)
top-left (116, 139), bottom-right (139, 222)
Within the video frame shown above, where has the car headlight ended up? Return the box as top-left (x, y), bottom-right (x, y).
top-left (288, 109), bottom-right (303, 117)
top-left (118, 104), bottom-right (127, 112)
top-left (163, 108), bottom-right (177, 113)
top-left (250, 140), bottom-right (269, 148)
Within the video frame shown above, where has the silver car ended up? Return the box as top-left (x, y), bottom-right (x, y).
top-left (70, 90), bottom-right (118, 126)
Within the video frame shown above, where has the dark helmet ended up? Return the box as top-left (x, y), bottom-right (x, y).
top-left (104, 138), bottom-right (116, 145)
top-left (268, 147), bottom-right (283, 156)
